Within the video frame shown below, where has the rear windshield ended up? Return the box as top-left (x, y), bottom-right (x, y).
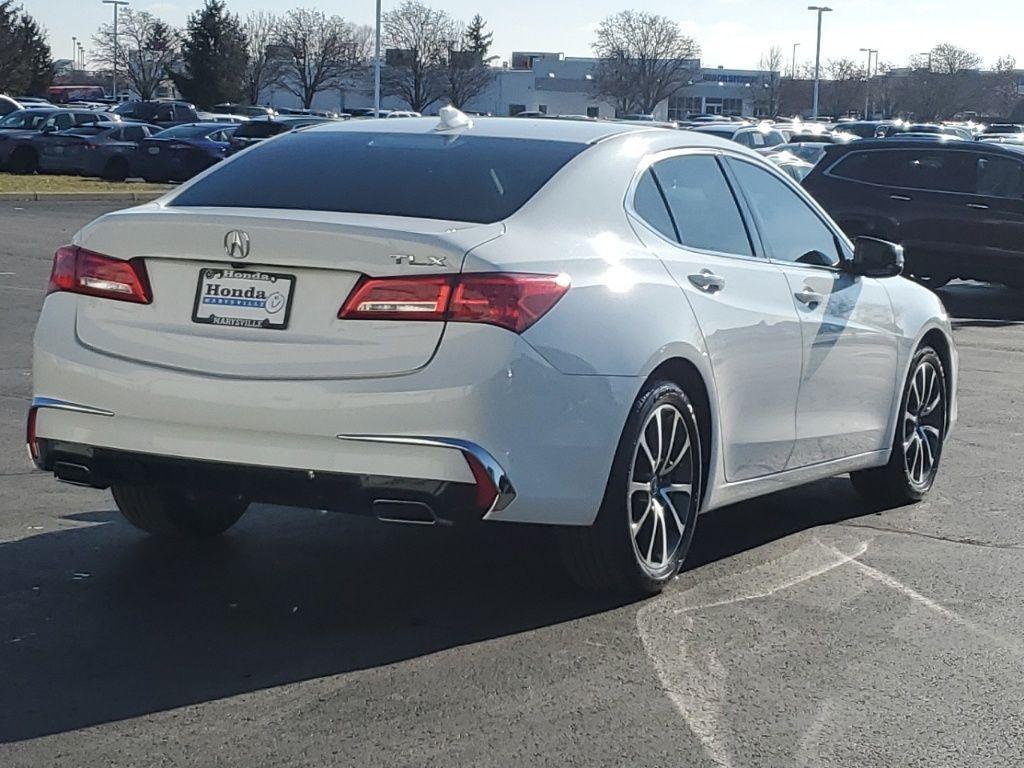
top-left (171, 131), bottom-right (587, 223)
top-left (233, 121), bottom-right (289, 139)
top-left (153, 125), bottom-right (213, 139)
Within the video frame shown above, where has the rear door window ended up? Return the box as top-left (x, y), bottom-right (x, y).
top-left (896, 150), bottom-right (975, 193)
top-left (648, 154), bottom-right (753, 257)
top-left (828, 150), bottom-right (900, 185)
top-left (171, 131), bottom-right (587, 224)
top-left (974, 154), bottom-right (1024, 198)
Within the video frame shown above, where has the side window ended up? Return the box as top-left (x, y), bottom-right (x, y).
top-left (729, 159), bottom-right (841, 268)
top-left (156, 105), bottom-right (174, 121)
top-left (734, 132), bottom-right (754, 147)
top-left (650, 155), bottom-right (753, 257)
top-left (74, 113), bottom-right (97, 125)
top-left (53, 113), bottom-right (74, 130)
top-left (632, 169), bottom-right (677, 241)
top-left (975, 155), bottom-right (1024, 198)
top-left (829, 150), bottom-right (898, 184)
top-left (896, 150), bottom-right (974, 193)
top-left (122, 125), bottom-right (144, 141)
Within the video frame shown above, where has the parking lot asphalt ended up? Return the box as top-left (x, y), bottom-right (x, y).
top-left (2, 200), bottom-right (1024, 767)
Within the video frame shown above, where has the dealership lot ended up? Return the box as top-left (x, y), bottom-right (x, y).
top-left (2, 201), bottom-right (1024, 766)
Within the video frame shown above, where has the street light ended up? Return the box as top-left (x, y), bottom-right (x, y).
top-left (373, 0), bottom-right (382, 117)
top-left (72, 36), bottom-right (78, 70)
top-left (807, 5), bottom-right (832, 119)
top-left (78, 43), bottom-right (86, 71)
top-left (102, 0), bottom-right (130, 101)
top-left (860, 47), bottom-right (877, 118)
top-left (791, 42), bottom-right (800, 79)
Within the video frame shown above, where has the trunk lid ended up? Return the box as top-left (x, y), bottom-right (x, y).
top-left (73, 206), bottom-right (503, 379)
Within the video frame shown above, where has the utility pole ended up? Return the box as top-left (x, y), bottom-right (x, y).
top-left (102, 0), bottom-right (130, 101)
top-left (78, 43), bottom-right (86, 71)
top-left (808, 6), bottom-right (832, 119)
top-left (72, 36), bottom-right (78, 70)
top-left (860, 47), bottom-right (876, 118)
top-left (373, 0), bottom-right (382, 117)
top-left (791, 42), bottom-right (800, 79)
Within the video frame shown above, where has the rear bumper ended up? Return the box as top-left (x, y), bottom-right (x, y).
top-left (32, 293), bottom-right (638, 525)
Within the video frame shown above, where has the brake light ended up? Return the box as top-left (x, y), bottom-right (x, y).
top-left (26, 407), bottom-right (39, 463)
top-left (47, 245), bottom-right (152, 304)
top-left (338, 273), bottom-right (569, 334)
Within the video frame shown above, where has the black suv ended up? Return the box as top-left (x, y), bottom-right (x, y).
top-left (803, 139), bottom-right (1024, 289)
top-left (111, 100), bottom-right (200, 128)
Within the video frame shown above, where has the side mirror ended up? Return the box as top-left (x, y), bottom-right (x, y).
top-left (847, 236), bottom-right (904, 278)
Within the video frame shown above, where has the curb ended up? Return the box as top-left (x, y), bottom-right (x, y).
top-left (0, 190), bottom-right (169, 202)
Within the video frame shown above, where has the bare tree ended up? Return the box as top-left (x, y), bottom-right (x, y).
top-left (990, 55), bottom-right (1020, 118)
top-left (821, 58), bottom-right (865, 117)
top-left (592, 10), bottom-right (700, 116)
top-left (382, 1), bottom-right (457, 113)
top-left (242, 11), bottom-right (282, 105)
top-left (757, 46), bottom-right (783, 116)
top-left (443, 23), bottom-right (495, 109)
top-left (276, 8), bottom-right (366, 109)
top-left (92, 8), bottom-right (178, 99)
top-left (929, 43), bottom-right (982, 75)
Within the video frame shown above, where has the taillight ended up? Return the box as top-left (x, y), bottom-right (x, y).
top-left (26, 407), bottom-right (39, 463)
top-left (47, 245), bottom-right (152, 304)
top-left (464, 452), bottom-right (499, 511)
top-left (338, 273), bottom-right (569, 334)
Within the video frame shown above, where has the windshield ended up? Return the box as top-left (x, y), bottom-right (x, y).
top-left (0, 110), bottom-right (53, 129)
top-left (171, 131), bottom-right (587, 223)
top-left (152, 125), bottom-right (214, 139)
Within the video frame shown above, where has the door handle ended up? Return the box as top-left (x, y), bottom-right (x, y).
top-left (967, 203), bottom-right (990, 210)
top-left (890, 194), bottom-right (912, 202)
top-left (794, 288), bottom-right (824, 307)
top-left (688, 270), bottom-right (726, 293)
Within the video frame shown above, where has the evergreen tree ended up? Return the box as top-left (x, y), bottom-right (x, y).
top-left (171, 0), bottom-right (248, 108)
top-left (0, 2), bottom-right (53, 96)
top-left (463, 14), bottom-right (496, 64)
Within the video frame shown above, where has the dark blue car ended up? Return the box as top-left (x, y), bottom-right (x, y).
top-left (133, 123), bottom-right (238, 182)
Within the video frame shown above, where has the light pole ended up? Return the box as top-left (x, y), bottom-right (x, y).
top-left (373, 0), bottom-right (382, 117)
top-left (791, 42), bottom-right (800, 79)
top-left (807, 5), bottom-right (832, 119)
top-left (102, 0), bottom-right (130, 100)
top-left (78, 43), bottom-right (86, 71)
top-left (860, 47), bottom-right (876, 118)
top-left (72, 36), bottom-right (78, 70)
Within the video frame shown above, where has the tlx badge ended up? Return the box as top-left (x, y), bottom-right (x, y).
top-left (393, 254), bottom-right (447, 267)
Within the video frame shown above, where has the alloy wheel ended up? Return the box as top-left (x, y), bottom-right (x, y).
top-left (627, 404), bottom-right (695, 576)
top-left (903, 360), bottom-right (945, 488)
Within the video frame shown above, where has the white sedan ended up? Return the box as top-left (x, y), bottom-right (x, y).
top-left (29, 109), bottom-right (957, 596)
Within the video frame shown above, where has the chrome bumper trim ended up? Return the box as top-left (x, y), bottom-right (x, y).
top-left (31, 396), bottom-right (115, 418)
top-left (336, 434), bottom-right (516, 513)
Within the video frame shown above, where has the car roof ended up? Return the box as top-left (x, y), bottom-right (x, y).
top-left (826, 138), bottom-right (1024, 157)
top-left (301, 115), bottom-right (667, 144)
top-left (689, 124), bottom-right (738, 137)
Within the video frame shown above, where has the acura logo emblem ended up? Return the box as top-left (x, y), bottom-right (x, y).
top-left (224, 230), bottom-right (250, 259)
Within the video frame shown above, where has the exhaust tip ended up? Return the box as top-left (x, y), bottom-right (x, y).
top-left (373, 499), bottom-right (436, 526)
top-left (53, 461), bottom-right (98, 487)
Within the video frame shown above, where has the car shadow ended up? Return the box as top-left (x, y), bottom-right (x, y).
top-left (1, 477), bottom-right (877, 743)
top-left (936, 282), bottom-right (1024, 328)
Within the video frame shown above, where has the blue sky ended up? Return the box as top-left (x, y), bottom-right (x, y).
top-left (31, 0), bottom-right (1022, 72)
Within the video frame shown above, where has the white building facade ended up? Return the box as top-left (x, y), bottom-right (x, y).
top-left (261, 52), bottom-right (779, 120)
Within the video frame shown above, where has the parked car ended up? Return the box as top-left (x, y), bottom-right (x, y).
top-left (803, 139), bottom-right (1024, 289)
top-left (197, 112), bottom-right (248, 124)
top-left (348, 108), bottom-right (392, 118)
top-left (0, 94), bottom-right (21, 117)
top-left (32, 122), bottom-right (161, 180)
top-left (226, 116), bottom-right (331, 154)
top-left (980, 123), bottom-right (1024, 138)
top-left (836, 120), bottom-right (894, 139)
top-left (771, 142), bottom-right (830, 166)
top-left (2, 108), bottom-right (120, 172)
top-left (688, 123), bottom-right (788, 152)
top-left (134, 123), bottom-right (238, 182)
top-left (766, 150), bottom-right (815, 182)
top-left (789, 131), bottom-right (858, 144)
top-left (387, 111), bottom-right (422, 118)
top-left (213, 103), bottom-right (276, 119)
top-left (29, 113), bottom-right (956, 597)
top-left (111, 100), bottom-right (200, 128)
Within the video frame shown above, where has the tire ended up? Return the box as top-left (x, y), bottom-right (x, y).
top-left (112, 483), bottom-right (249, 539)
top-left (558, 380), bottom-right (703, 597)
top-left (102, 157), bottom-right (129, 182)
top-left (850, 346), bottom-right (948, 507)
top-left (9, 146), bottom-right (37, 175)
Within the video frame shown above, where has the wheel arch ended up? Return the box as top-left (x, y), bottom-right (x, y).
top-left (640, 355), bottom-right (717, 510)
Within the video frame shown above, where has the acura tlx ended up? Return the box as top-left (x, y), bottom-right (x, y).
top-left (29, 107), bottom-right (957, 595)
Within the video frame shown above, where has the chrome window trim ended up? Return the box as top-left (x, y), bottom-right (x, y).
top-left (335, 434), bottom-right (516, 514)
top-left (31, 396), bottom-right (115, 417)
top-left (624, 146), bottom-right (766, 265)
top-left (821, 146), bottom-right (1024, 199)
